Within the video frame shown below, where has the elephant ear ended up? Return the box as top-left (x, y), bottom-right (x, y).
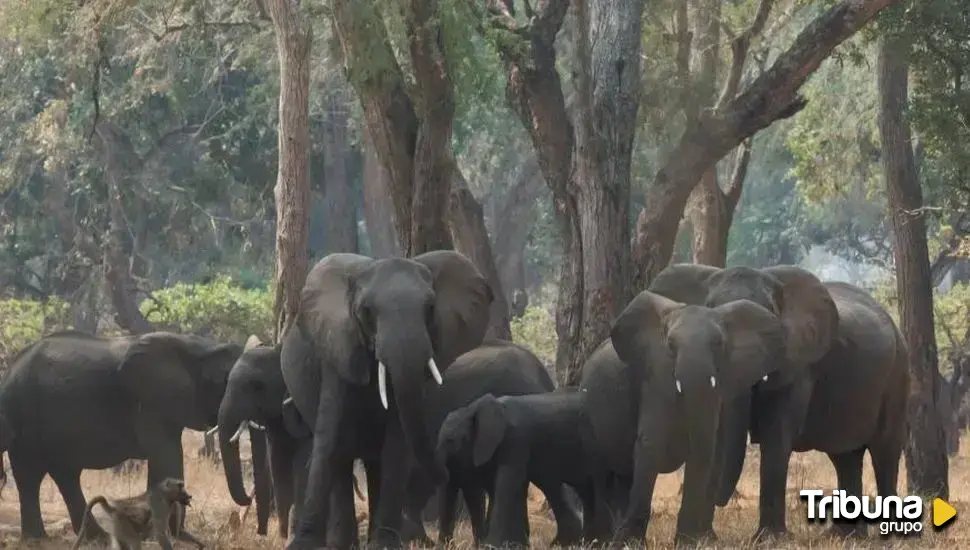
top-left (610, 290), bottom-right (684, 381)
top-left (713, 299), bottom-right (788, 397)
top-left (648, 263), bottom-right (721, 305)
top-left (471, 395), bottom-right (507, 467)
top-left (412, 250), bottom-right (493, 369)
top-left (762, 266), bottom-right (839, 370)
top-left (119, 332), bottom-right (240, 430)
top-left (299, 253), bottom-right (376, 386)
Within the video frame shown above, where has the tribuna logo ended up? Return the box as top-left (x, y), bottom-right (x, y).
top-left (800, 490), bottom-right (924, 535)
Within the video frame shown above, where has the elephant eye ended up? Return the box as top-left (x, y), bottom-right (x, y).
top-left (424, 302), bottom-right (435, 324)
top-left (666, 338), bottom-right (677, 354)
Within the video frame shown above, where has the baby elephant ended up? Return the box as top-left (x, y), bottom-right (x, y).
top-left (436, 390), bottom-right (609, 548)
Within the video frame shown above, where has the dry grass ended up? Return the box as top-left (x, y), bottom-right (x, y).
top-left (1, 431), bottom-right (969, 549)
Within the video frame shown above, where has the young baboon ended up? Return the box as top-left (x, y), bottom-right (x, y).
top-left (72, 477), bottom-right (204, 550)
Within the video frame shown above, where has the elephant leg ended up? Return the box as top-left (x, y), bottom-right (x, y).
top-left (435, 480), bottom-right (461, 547)
top-left (463, 483), bottom-right (488, 546)
top-left (402, 468), bottom-right (433, 546)
top-left (326, 465), bottom-right (360, 550)
top-left (49, 468), bottom-right (109, 542)
top-left (10, 456), bottom-right (47, 539)
top-left (363, 458), bottom-right (381, 540)
top-left (826, 448), bottom-right (867, 538)
top-left (754, 383), bottom-right (809, 540)
top-left (579, 481), bottom-right (611, 545)
top-left (142, 425), bottom-right (186, 539)
top-left (535, 480), bottom-right (582, 547)
top-left (483, 463), bottom-right (531, 549)
top-left (289, 385), bottom-right (344, 550)
top-left (271, 436), bottom-right (299, 540)
top-left (369, 418), bottom-right (410, 549)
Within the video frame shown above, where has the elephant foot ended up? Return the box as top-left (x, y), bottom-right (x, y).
top-left (550, 522), bottom-right (584, 547)
top-left (286, 534), bottom-right (330, 550)
top-left (367, 527), bottom-right (406, 550)
top-left (607, 530), bottom-right (645, 550)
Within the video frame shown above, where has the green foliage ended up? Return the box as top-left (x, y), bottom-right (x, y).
top-left (510, 306), bottom-right (557, 366)
top-left (0, 298), bottom-right (72, 373)
top-left (140, 276), bottom-right (273, 343)
top-left (873, 281), bottom-right (970, 376)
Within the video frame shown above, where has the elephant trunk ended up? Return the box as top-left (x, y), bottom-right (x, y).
top-left (217, 405), bottom-right (253, 507)
top-left (250, 426), bottom-right (273, 535)
top-left (714, 391), bottom-right (751, 506)
top-left (377, 330), bottom-right (445, 485)
top-left (678, 365), bottom-right (721, 534)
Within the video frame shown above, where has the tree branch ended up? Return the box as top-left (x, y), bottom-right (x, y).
top-left (715, 0), bottom-right (775, 109)
top-left (724, 137), bottom-right (752, 210)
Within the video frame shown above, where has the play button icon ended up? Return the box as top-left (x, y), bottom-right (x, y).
top-left (933, 498), bottom-right (957, 528)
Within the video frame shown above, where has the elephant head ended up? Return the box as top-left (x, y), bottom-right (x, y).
top-left (436, 394), bottom-right (507, 468)
top-left (291, 250), bottom-right (492, 483)
top-left (217, 335), bottom-right (280, 509)
top-left (611, 291), bottom-right (787, 510)
top-left (648, 264), bottom-right (838, 504)
top-left (118, 332), bottom-right (243, 431)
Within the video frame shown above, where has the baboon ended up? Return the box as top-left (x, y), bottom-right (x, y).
top-left (72, 478), bottom-right (204, 550)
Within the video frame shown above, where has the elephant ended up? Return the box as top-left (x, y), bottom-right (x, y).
top-left (0, 329), bottom-right (246, 542)
top-left (216, 335), bottom-right (363, 543)
top-left (588, 276), bottom-right (827, 546)
top-left (649, 264), bottom-right (908, 539)
top-left (399, 339), bottom-right (569, 547)
top-left (280, 251), bottom-right (493, 550)
top-left (436, 389), bottom-right (608, 549)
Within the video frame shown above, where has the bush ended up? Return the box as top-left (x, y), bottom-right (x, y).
top-left (510, 306), bottom-right (557, 366)
top-left (140, 275), bottom-right (274, 344)
top-left (0, 297), bottom-right (72, 374)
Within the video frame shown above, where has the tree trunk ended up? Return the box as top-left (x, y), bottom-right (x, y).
top-left (362, 134), bottom-right (401, 257)
top-left (492, 162), bottom-right (543, 312)
top-left (630, 0), bottom-right (904, 289)
top-left (448, 168), bottom-right (512, 340)
top-left (688, 141), bottom-right (750, 266)
top-left (94, 123), bottom-right (155, 335)
top-left (266, 0), bottom-right (312, 342)
top-left (877, 36), bottom-right (949, 499)
top-left (321, 86), bottom-right (359, 255)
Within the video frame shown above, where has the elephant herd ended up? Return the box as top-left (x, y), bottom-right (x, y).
top-left (0, 250), bottom-right (910, 549)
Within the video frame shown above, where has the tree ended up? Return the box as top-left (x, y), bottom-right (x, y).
top-left (877, 34), bottom-right (949, 499)
top-left (264, 0), bottom-right (312, 342)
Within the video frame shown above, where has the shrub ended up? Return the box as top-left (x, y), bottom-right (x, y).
top-left (140, 276), bottom-right (274, 344)
top-left (0, 297), bottom-right (72, 374)
top-left (510, 306), bottom-right (557, 366)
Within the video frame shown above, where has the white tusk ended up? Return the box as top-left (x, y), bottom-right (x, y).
top-left (229, 421), bottom-right (248, 443)
top-left (763, 374), bottom-right (769, 382)
top-left (710, 376), bottom-right (716, 388)
top-left (675, 379), bottom-right (682, 394)
top-left (378, 361), bottom-right (389, 410)
top-left (428, 357), bottom-right (443, 385)
top-left (283, 396), bottom-right (293, 406)
top-left (248, 421), bottom-right (266, 431)
top-left (205, 426), bottom-right (218, 437)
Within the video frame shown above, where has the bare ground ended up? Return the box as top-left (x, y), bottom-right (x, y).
top-left (1, 431), bottom-right (968, 549)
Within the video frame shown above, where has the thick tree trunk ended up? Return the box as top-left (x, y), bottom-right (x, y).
top-left (630, 0), bottom-right (904, 288)
top-left (448, 169), bottom-right (512, 340)
top-left (492, 162), bottom-right (543, 312)
top-left (362, 135), bottom-right (401, 257)
top-left (321, 87), bottom-right (359, 254)
top-left (331, 0), bottom-right (454, 256)
top-left (877, 36), bottom-right (949, 499)
top-left (94, 123), bottom-right (155, 335)
top-left (688, 141), bottom-right (750, 266)
top-left (266, 0), bottom-right (312, 342)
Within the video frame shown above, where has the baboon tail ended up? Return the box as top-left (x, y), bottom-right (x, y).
top-left (72, 496), bottom-right (110, 550)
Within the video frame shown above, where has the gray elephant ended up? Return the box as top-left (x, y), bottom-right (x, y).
top-left (588, 270), bottom-right (834, 546)
top-left (0, 330), bottom-right (246, 541)
top-left (216, 336), bottom-right (362, 543)
top-left (436, 389), bottom-right (607, 548)
top-left (649, 265), bottom-right (909, 539)
top-left (281, 251), bottom-right (492, 550)
top-left (401, 340), bottom-right (574, 547)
